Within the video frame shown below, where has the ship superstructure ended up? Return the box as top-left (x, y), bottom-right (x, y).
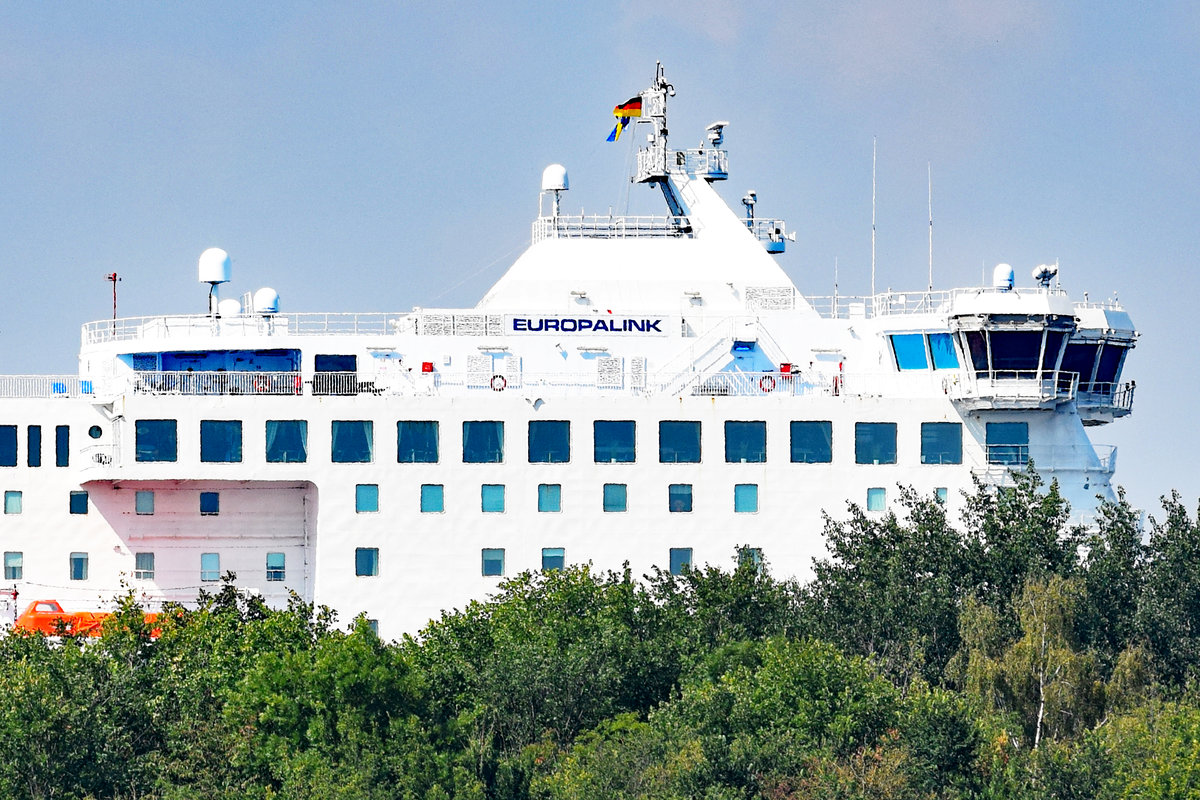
top-left (0, 66), bottom-right (1136, 636)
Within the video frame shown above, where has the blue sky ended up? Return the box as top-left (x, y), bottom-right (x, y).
top-left (1, 2), bottom-right (1195, 514)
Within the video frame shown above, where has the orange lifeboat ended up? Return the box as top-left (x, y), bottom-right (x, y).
top-left (13, 600), bottom-right (159, 637)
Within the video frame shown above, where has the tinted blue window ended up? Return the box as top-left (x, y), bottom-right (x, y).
top-left (867, 487), bottom-right (886, 511)
top-left (266, 552), bottom-right (285, 581)
top-left (481, 548), bottom-right (504, 576)
top-left (986, 422), bottom-right (1029, 465)
top-left (725, 421), bottom-right (766, 463)
top-left (891, 334), bottom-right (928, 370)
top-left (0, 426), bottom-right (15, 467)
top-left (136, 420), bottom-right (178, 462)
top-left (420, 484), bottom-right (444, 513)
top-left (603, 483), bottom-right (627, 512)
top-left (354, 547), bottom-right (378, 577)
top-left (199, 492), bottom-right (219, 515)
top-left (481, 484), bottom-right (505, 513)
top-left (332, 420), bottom-right (373, 463)
top-left (538, 484), bottom-right (561, 512)
top-left (790, 421), bottom-right (833, 463)
top-left (659, 421), bottom-right (701, 463)
top-left (541, 547), bottom-right (565, 571)
top-left (463, 421), bottom-right (503, 463)
top-left (928, 333), bottom-right (960, 369)
top-left (594, 420), bottom-right (635, 463)
top-left (734, 484), bottom-right (758, 513)
top-left (70, 552), bottom-right (88, 581)
top-left (55, 425), bottom-right (69, 467)
top-left (200, 420), bottom-right (242, 463)
top-left (27, 426), bottom-right (40, 467)
top-left (936, 487), bottom-right (949, 503)
top-left (668, 484), bottom-right (693, 512)
top-left (855, 422), bottom-right (897, 465)
top-left (266, 420), bottom-right (307, 463)
top-left (397, 420), bottom-right (439, 463)
top-left (990, 331), bottom-right (1044, 372)
top-left (69, 490), bottom-right (88, 515)
top-left (356, 484), bottom-right (379, 513)
top-left (921, 422), bottom-right (962, 464)
top-left (528, 420), bottom-right (570, 463)
top-left (4, 491), bottom-right (21, 514)
top-left (669, 547), bottom-right (692, 575)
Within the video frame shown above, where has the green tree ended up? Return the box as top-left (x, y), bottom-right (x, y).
top-left (1137, 492), bottom-right (1200, 686)
top-left (1076, 490), bottom-right (1146, 674)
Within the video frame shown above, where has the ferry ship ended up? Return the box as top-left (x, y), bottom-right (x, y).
top-left (0, 65), bottom-right (1136, 637)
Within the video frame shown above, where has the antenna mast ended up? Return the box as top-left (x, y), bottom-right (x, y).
top-left (106, 272), bottom-right (121, 335)
top-left (927, 162), bottom-right (933, 293)
top-left (871, 138), bottom-right (877, 307)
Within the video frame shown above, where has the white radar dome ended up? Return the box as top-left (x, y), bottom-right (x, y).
top-left (992, 263), bottom-right (1015, 291)
top-left (541, 164), bottom-right (569, 192)
top-left (198, 248), bottom-right (232, 284)
top-left (253, 287), bottom-right (280, 315)
top-left (217, 298), bottom-right (241, 317)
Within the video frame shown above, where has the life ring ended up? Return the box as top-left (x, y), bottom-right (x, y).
top-left (490, 374), bottom-right (507, 392)
top-left (294, 375), bottom-right (303, 394)
top-left (254, 376), bottom-right (270, 393)
top-left (759, 375), bottom-right (776, 393)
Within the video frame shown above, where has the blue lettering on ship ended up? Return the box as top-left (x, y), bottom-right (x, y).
top-left (509, 317), bottom-right (665, 334)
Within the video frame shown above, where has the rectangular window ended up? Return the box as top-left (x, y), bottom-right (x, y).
top-left (134, 552), bottom-right (155, 580)
top-left (668, 484), bottom-right (693, 513)
top-left (332, 420), bottom-right (374, 463)
top-left (935, 487), bottom-right (949, 503)
top-left (867, 487), bottom-right (886, 511)
top-left (986, 422), bottom-right (1029, 465)
top-left (27, 426), bottom-right (40, 468)
top-left (528, 420), bottom-right (570, 463)
top-left (603, 483), bottom-right (627, 512)
top-left (135, 490), bottom-right (155, 515)
top-left (738, 547), bottom-right (763, 570)
top-left (0, 426), bottom-right (16, 467)
top-left (200, 552), bottom-right (220, 581)
top-left (594, 420), bottom-right (635, 463)
top-left (659, 421), bottom-right (701, 463)
top-left (70, 552), bottom-right (89, 581)
top-left (420, 484), bottom-right (444, 513)
top-left (734, 484), bottom-right (758, 513)
top-left (725, 421), bottom-right (767, 463)
top-left (136, 419), bottom-right (178, 462)
top-left (928, 333), bottom-right (960, 369)
top-left (855, 422), bottom-right (897, 465)
top-left (463, 421), bottom-right (504, 463)
top-left (3, 552), bottom-right (22, 580)
top-left (538, 484), bottom-right (561, 513)
top-left (355, 547), bottom-right (379, 577)
top-left (266, 552), bottom-right (286, 581)
top-left (69, 490), bottom-right (88, 515)
top-left (669, 547), bottom-right (693, 575)
top-left (397, 420), bottom-right (439, 463)
top-left (3, 491), bottom-right (20, 515)
top-left (481, 484), bottom-right (505, 513)
top-left (921, 422), bottom-right (963, 464)
top-left (200, 420), bottom-right (243, 463)
top-left (266, 420), bottom-right (308, 463)
top-left (541, 547), bottom-right (565, 571)
top-left (356, 484), bottom-right (379, 513)
top-left (891, 333), bottom-right (929, 370)
top-left (790, 421), bottom-right (833, 463)
top-left (55, 425), bottom-right (69, 467)
top-left (481, 548), bottom-right (505, 577)
top-left (200, 491), bottom-right (219, 515)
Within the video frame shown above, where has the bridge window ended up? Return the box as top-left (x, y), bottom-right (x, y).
top-left (855, 422), bottom-right (897, 465)
top-left (481, 548), bottom-right (504, 577)
top-left (463, 421), bottom-right (503, 463)
top-left (266, 420), bottom-right (308, 463)
top-left (668, 484), bottom-right (693, 512)
top-left (989, 331), bottom-right (1044, 373)
top-left (791, 421), bottom-right (833, 463)
top-left (1094, 344), bottom-right (1128, 386)
top-left (1042, 331), bottom-right (1067, 370)
top-left (660, 421), bottom-right (701, 463)
top-left (928, 333), bottom-right (959, 369)
top-left (964, 331), bottom-right (989, 372)
top-left (135, 552), bottom-right (155, 580)
top-left (200, 420), bottom-right (243, 463)
top-left (332, 420), bottom-right (374, 463)
top-left (4, 552), bottom-right (22, 580)
top-left (542, 547), bottom-right (565, 571)
top-left (669, 547), bottom-right (693, 575)
top-left (1061, 343), bottom-right (1099, 385)
top-left (70, 552), bottom-right (88, 581)
top-left (397, 421), bottom-right (438, 463)
top-left (538, 484), bottom-right (561, 513)
top-left (890, 334), bottom-right (928, 370)
top-left (266, 552), bottom-right (286, 582)
top-left (921, 422), bottom-right (963, 465)
top-left (725, 421), bottom-right (766, 463)
top-left (603, 483), bottom-right (627, 512)
top-left (528, 420), bottom-right (570, 463)
top-left (136, 420), bottom-right (178, 462)
top-left (420, 484), bottom-right (444, 513)
top-left (594, 421), bottom-right (635, 463)
top-left (986, 422), bottom-right (1029, 465)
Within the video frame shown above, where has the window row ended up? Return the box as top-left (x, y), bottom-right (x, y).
top-left (1, 550), bottom-right (286, 582)
top-left (0, 425), bottom-right (72, 467)
top-left (0, 490), bottom-right (223, 516)
top-left (354, 482), bottom-right (763, 514)
top-left (130, 419), bottom-right (1021, 466)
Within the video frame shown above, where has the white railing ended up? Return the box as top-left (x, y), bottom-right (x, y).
top-left (0, 375), bottom-right (97, 398)
top-left (82, 312), bottom-right (410, 345)
top-left (807, 286), bottom-right (1071, 320)
top-left (132, 371), bottom-right (304, 396)
top-left (531, 214), bottom-right (691, 244)
top-left (971, 443), bottom-right (1117, 482)
top-left (949, 370), bottom-right (1078, 406)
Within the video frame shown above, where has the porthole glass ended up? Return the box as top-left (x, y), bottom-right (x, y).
top-left (88, 425), bottom-right (103, 439)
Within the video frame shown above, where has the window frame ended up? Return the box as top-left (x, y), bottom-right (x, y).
top-left (854, 422), bottom-right (898, 465)
top-left (355, 547), bottom-right (379, 577)
top-left (659, 421), bottom-right (701, 463)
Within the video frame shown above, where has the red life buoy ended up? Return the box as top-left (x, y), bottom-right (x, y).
top-left (254, 376), bottom-right (270, 393)
top-left (490, 374), bottom-right (507, 392)
top-left (294, 374), bottom-right (302, 394)
top-left (759, 375), bottom-right (776, 393)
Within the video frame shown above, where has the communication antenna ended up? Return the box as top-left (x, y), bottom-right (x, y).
top-left (834, 256), bottom-right (840, 313)
top-left (106, 272), bottom-right (121, 335)
top-left (927, 163), bottom-right (934, 293)
top-left (871, 137), bottom-right (877, 303)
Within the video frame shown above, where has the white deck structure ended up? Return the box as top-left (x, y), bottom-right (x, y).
top-left (0, 65), bottom-right (1136, 637)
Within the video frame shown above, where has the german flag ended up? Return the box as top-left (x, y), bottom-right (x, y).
top-left (607, 95), bottom-right (643, 142)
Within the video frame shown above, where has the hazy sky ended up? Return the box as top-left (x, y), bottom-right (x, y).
top-left (1, 2), bottom-right (1195, 515)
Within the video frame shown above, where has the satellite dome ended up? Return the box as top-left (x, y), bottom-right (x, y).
top-left (992, 263), bottom-right (1015, 291)
top-left (198, 248), bottom-right (232, 284)
top-left (253, 287), bottom-right (280, 315)
top-left (541, 164), bottom-right (569, 192)
top-left (217, 298), bottom-right (241, 317)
